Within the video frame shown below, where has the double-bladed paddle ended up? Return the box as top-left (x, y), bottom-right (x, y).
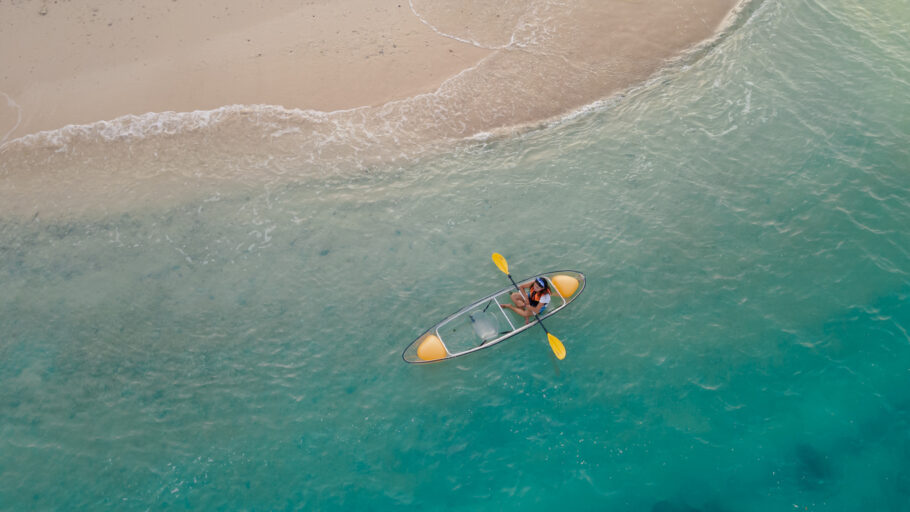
top-left (492, 252), bottom-right (566, 360)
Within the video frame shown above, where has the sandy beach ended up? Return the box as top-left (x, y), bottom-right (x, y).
top-left (1, 0), bottom-right (741, 217)
top-left (2, 0), bottom-right (740, 142)
top-left (0, 0), bottom-right (491, 140)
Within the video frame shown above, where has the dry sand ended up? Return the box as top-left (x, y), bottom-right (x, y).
top-left (1, 0), bottom-right (490, 140)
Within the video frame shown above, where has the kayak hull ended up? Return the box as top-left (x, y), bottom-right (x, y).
top-left (402, 271), bottom-right (586, 364)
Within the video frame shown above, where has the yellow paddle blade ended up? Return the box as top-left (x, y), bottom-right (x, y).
top-left (547, 333), bottom-right (566, 360)
top-left (491, 253), bottom-right (509, 275)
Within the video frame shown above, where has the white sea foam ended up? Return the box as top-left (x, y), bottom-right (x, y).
top-left (1, 91), bottom-right (23, 146)
top-left (407, 0), bottom-right (507, 50)
top-left (0, 103), bottom-right (372, 153)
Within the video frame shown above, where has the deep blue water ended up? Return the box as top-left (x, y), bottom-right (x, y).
top-left (2, 0), bottom-right (909, 510)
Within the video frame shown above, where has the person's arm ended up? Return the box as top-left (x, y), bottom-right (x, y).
top-left (516, 282), bottom-right (533, 304)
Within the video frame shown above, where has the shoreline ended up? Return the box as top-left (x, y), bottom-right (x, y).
top-left (1, 0), bottom-right (744, 145)
top-left (0, 0), bottom-right (745, 218)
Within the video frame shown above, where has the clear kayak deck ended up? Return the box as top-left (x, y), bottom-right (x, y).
top-left (402, 271), bottom-right (586, 364)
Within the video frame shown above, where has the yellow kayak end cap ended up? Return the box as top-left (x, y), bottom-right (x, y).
top-left (417, 334), bottom-right (447, 361)
top-left (552, 274), bottom-right (579, 298)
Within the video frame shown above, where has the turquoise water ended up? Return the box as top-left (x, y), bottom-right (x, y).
top-left (2, 0), bottom-right (910, 509)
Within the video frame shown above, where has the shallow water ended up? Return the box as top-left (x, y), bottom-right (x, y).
top-left (2, 0), bottom-right (910, 510)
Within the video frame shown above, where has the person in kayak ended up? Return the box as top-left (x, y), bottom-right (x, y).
top-left (501, 277), bottom-right (551, 324)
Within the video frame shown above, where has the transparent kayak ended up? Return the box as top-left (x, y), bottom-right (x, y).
top-left (402, 271), bottom-right (586, 364)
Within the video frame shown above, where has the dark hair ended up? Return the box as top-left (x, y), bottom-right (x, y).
top-left (535, 277), bottom-right (550, 292)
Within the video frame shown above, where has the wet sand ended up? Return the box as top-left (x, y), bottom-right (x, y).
top-left (1, 0), bottom-right (742, 218)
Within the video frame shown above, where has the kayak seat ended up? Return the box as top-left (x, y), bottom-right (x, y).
top-left (469, 310), bottom-right (500, 341)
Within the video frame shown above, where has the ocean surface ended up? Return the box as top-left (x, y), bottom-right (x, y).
top-left (2, 0), bottom-right (909, 510)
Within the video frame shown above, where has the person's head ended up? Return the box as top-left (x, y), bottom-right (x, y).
top-left (533, 277), bottom-right (551, 293)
